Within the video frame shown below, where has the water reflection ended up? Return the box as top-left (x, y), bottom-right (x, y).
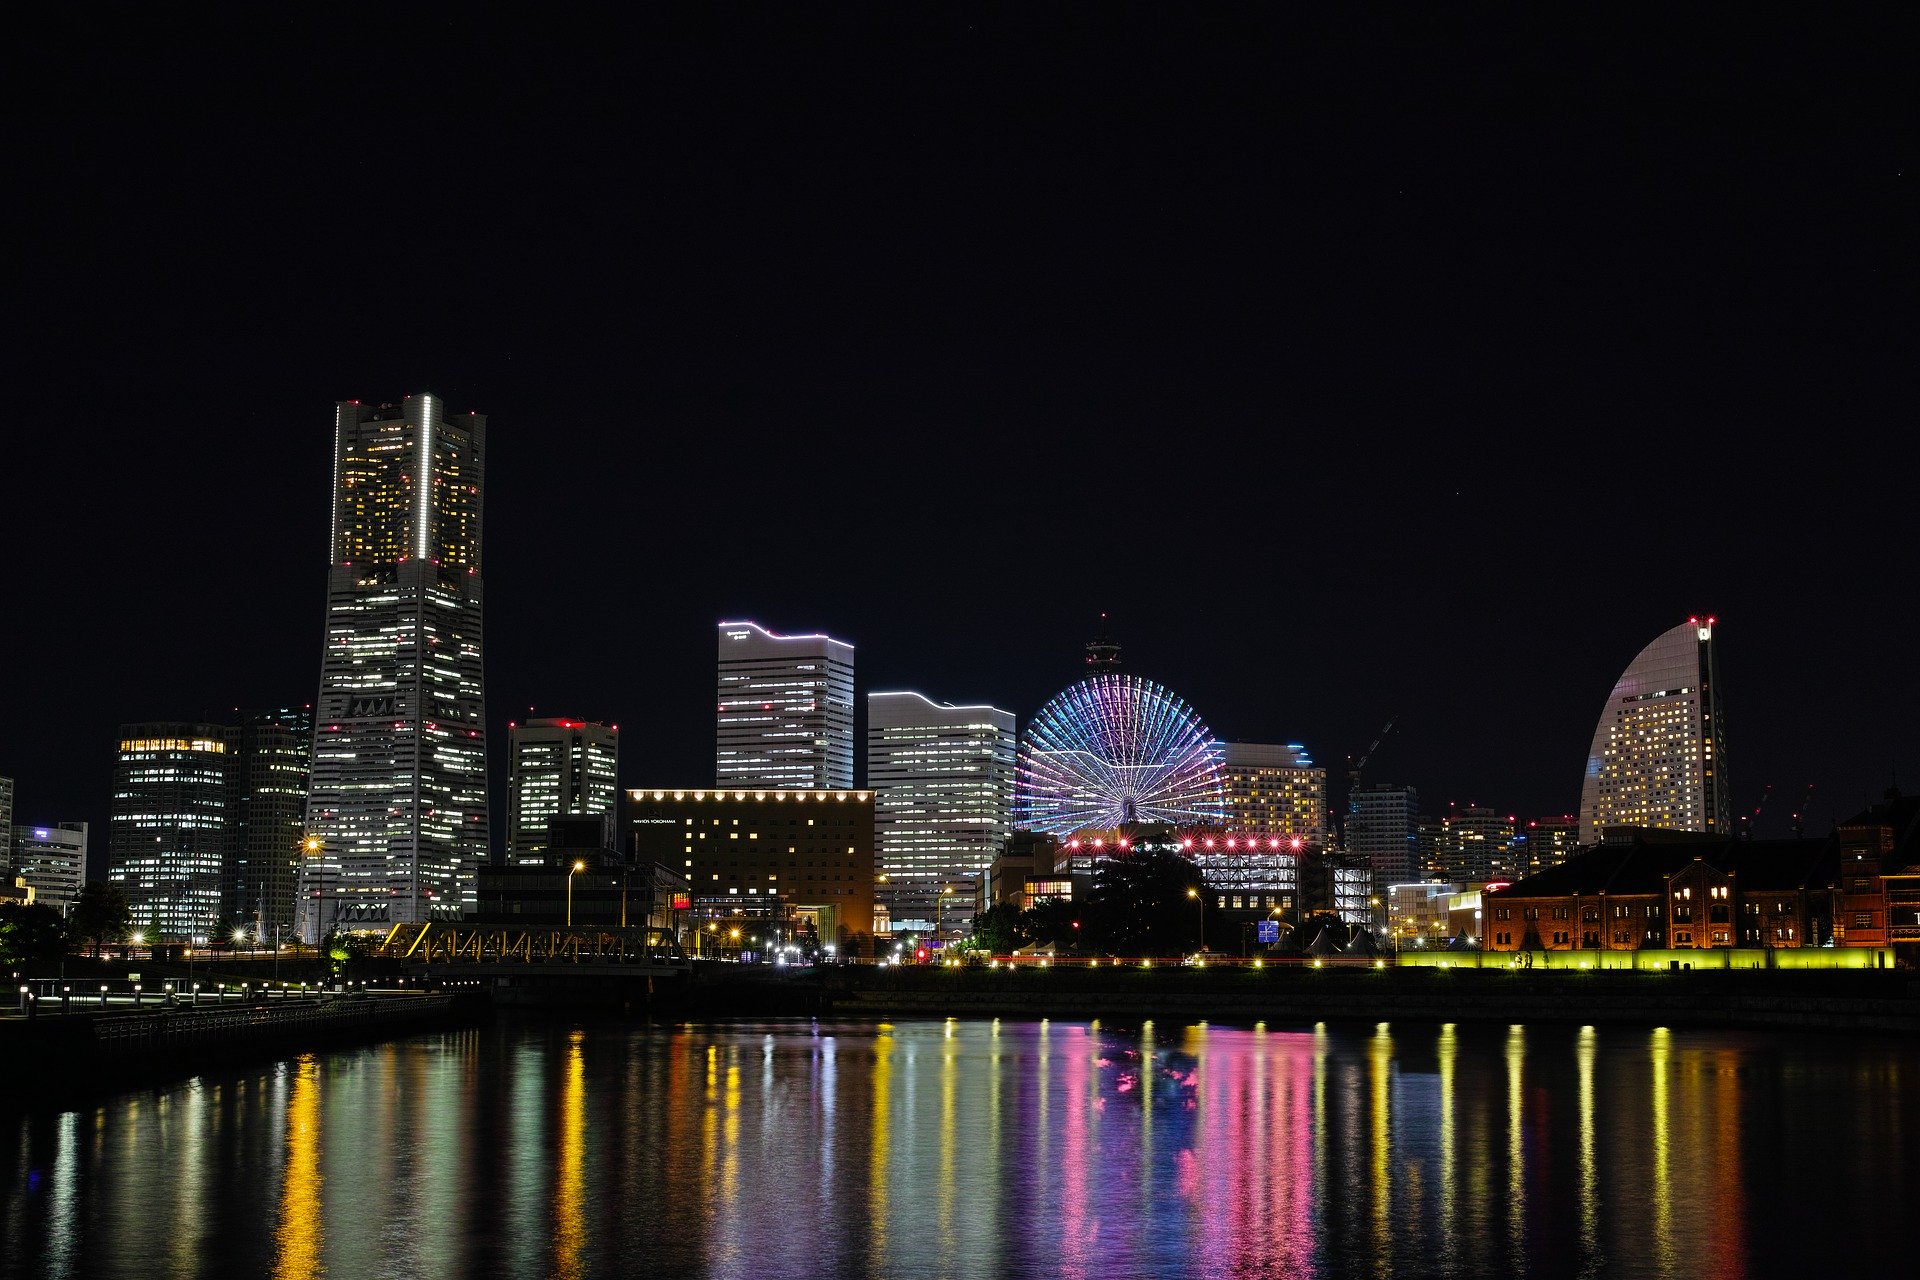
top-left (1576, 1026), bottom-right (1600, 1279)
top-left (272, 1055), bottom-right (322, 1280)
top-left (0, 1019), bottom-right (1910, 1280)
top-left (553, 1030), bottom-right (586, 1280)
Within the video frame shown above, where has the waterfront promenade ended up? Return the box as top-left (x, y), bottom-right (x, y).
top-left (4, 955), bottom-right (1912, 1102)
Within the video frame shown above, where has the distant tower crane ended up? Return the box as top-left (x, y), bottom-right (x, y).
top-left (1739, 783), bottom-right (1775, 840)
top-left (1789, 783), bottom-right (1816, 839)
top-left (1340, 716), bottom-right (1399, 847)
top-left (1346, 716), bottom-right (1399, 797)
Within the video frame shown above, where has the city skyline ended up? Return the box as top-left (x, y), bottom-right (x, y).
top-left (5, 8), bottom-right (1912, 876)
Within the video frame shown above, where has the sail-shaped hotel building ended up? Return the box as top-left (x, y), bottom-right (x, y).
top-left (1578, 617), bottom-right (1730, 845)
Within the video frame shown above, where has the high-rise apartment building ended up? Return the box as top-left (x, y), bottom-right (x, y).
top-left (10, 822), bottom-right (87, 916)
top-left (301, 396), bottom-right (489, 941)
top-left (1346, 782), bottom-right (1421, 890)
top-left (867, 691), bottom-right (1017, 936)
top-left (716, 621), bottom-right (854, 790)
top-left (1220, 743), bottom-right (1328, 847)
top-left (1435, 804), bottom-right (1518, 884)
top-left (229, 707), bottom-right (314, 937)
top-left (507, 718), bottom-right (620, 865)
top-left (1579, 617), bottom-right (1730, 845)
top-left (0, 777), bottom-right (12, 869)
top-left (110, 724), bottom-right (237, 940)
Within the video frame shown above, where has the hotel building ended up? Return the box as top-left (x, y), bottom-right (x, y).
top-left (1220, 742), bottom-right (1327, 847)
top-left (716, 621), bottom-right (854, 790)
top-left (301, 396), bottom-right (490, 941)
top-left (627, 787), bottom-right (874, 955)
top-left (1578, 616), bottom-right (1730, 845)
top-left (867, 691), bottom-right (1016, 937)
top-left (507, 718), bottom-right (620, 865)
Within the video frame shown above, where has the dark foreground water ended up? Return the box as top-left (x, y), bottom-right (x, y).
top-left (1, 1016), bottom-right (1910, 1278)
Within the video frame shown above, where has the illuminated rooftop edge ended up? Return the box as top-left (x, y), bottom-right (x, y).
top-left (628, 788), bottom-right (872, 803)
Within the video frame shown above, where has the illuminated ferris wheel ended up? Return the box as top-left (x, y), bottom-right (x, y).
top-left (1014, 674), bottom-right (1227, 836)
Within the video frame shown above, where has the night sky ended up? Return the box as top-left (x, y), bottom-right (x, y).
top-left (8, 6), bottom-right (1912, 876)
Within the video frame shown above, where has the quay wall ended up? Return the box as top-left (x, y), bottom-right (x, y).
top-left (0, 994), bottom-right (480, 1100)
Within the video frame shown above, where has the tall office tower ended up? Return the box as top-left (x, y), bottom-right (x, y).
top-left (716, 621), bottom-right (855, 790)
top-left (1346, 782), bottom-right (1421, 889)
top-left (1435, 804), bottom-right (1517, 884)
top-left (507, 718), bottom-right (620, 865)
top-left (11, 822), bottom-right (87, 916)
top-left (1220, 743), bottom-right (1329, 847)
top-left (0, 776), bottom-right (12, 869)
top-left (228, 707), bottom-right (313, 937)
top-left (1578, 616), bottom-right (1730, 845)
top-left (110, 724), bottom-right (237, 941)
top-left (301, 396), bottom-right (489, 942)
top-left (868, 691), bottom-right (1017, 936)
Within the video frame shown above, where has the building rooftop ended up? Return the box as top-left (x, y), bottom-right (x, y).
top-left (1488, 834), bottom-right (1838, 898)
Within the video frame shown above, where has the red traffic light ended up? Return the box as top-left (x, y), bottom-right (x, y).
top-left (915, 948), bottom-right (928, 962)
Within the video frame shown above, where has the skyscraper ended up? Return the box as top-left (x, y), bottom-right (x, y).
top-left (868, 691), bottom-right (1017, 936)
top-left (11, 822), bottom-right (87, 916)
top-left (229, 706), bottom-right (313, 937)
top-left (1220, 742), bottom-right (1328, 847)
top-left (716, 621), bottom-right (854, 790)
top-left (0, 776), bottom-right (12, 870)
top-left (301, 396), bottom-right (489, 941)
top-left (1578, 616), bottom-right (1730, 845)
top-left (507, 718), bottom-right (620, 865)
top-left (110, 724), bottom-right (236, 940)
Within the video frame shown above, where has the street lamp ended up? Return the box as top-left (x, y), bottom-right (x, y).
top-left (1187, 886), bottom-right (1205, 953)
top-left (566, 859), bottom-right (587, 927)
top-left (301, 834), bottom-right (326, 951)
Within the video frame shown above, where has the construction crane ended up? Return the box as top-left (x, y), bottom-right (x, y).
top-left (1339, 717), bottom-right (1399, 848)
top-left (1346, 716), bottom-right (1398, 797)
top-left (1788, 783), bottom-right (1816, 839)
top-left (1739, 783), bottom-right (1775, 840)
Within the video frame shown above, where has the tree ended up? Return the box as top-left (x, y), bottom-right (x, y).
top-left (323, 928), bottom-right (372, 981)
top-left (69, 882), bottom-right (132, 959)
top-left (1083, 848), bottom-right (1210, 956)
top-left (0, 902), bottom-right (68, 966)
top-left (969, 903), bottom-right (1027, 954)
top-left (1022, 899), bottom-right (1082, 951)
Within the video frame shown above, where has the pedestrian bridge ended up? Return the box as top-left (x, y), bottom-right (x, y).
top-left (372, 922), bottom-right (689, 973)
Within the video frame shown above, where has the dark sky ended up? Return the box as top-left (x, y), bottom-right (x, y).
top-left (6, 5), bottom-right (1913, 874)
